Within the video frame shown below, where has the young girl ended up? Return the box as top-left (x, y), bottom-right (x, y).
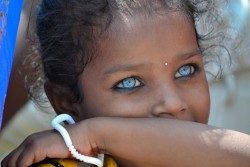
top-left (2, 0), bottom-right (250, 166)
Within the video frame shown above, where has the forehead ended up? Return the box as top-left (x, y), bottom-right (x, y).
top-left (110, 11), bottom-right (193, 38)
top-left (92, 11), bottom-right (197, 62)
top-left (86, 12), bottom-right (199, 73)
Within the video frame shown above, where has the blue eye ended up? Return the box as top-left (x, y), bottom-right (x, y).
top-left (175, 64), bottom-right (196, 78)
top-left (114, 77), bottom-right (142, 90)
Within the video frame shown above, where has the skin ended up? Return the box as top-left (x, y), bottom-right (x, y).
top-left (2, 11), bottom-right (250, 167)
top-left (76, 12), bottom-right (210, 123)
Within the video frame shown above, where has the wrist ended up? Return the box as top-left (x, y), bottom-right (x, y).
top-left (85, 117), bottom-right (108, 154)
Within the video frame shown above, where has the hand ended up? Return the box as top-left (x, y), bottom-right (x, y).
top-left (1, 121), bottom-right (96, 167)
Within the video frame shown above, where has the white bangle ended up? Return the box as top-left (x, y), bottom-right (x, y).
top-left (51, 114), bottom-right (104, 167)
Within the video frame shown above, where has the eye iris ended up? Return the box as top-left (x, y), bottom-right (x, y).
top-left (122, 78), bottom-right (136, 88)
top-left (179, 65), bottom-right (191, 76)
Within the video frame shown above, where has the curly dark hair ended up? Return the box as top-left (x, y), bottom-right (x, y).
top-left (26, 0), bottom-right (229, 103)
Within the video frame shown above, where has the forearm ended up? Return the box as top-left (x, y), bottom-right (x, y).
top-left (2, 117), bottom-right (249, 167)
top-left (85, 117), bottom-right (250, 167)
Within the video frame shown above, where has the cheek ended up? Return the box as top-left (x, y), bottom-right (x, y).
top-left (189, 82), bottom-right (210, 124)
top-left (78, 90), bottom-right (151, 119)
top-left (194, 93), bottom-right (210, 123)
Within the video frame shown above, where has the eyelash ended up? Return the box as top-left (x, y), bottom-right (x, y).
top-left (175, 63), bottom-right (199, 79)
top-left (113, 76), bottom-right (144, 91)
top-left (113, 63), bottom-right (199, 91)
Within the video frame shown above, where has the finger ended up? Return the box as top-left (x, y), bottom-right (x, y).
top-left (13, 131), bottom-right (51, 167)
top-left (16, 130), bottom-right (70, 167)
top-left (1, 144), bottom-right (25, 167)
top-left (8, 131), bottom-right (50, 167)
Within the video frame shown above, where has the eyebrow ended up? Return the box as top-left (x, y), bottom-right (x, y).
top-left (103, 63), bottom-right (150, 76)
top-left (103, 49), bottom-right (202, 76)
top-left (178, 49), bottom-right (202, 59)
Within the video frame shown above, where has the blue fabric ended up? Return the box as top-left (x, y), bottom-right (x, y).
top-left (0, 0), bottom-right (23, 127)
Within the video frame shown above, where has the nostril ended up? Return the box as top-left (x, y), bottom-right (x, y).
top-left (151, 91), bottom-right (188, 118)
top-left (180, 108), bottom-right (187, 114)
top-left (151, 101), bottom-right (188, 119)
top-left (153, 112), bottom-right (175, 119)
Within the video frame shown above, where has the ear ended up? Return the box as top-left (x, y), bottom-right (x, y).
top-left (44, 81), bottom-right (81, 119)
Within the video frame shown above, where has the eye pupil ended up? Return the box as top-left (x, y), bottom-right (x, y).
top-left (122, 78), bottom-right (136, 88)
top-left (179, 65), bottom-right (191, 76)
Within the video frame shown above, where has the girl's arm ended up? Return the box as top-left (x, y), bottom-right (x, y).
top-left (92, 117), bottom-right (250, 167)
top-left (2, 117), bottom-right (250, 167)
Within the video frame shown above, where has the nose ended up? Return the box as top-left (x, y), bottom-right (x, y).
top-left (151, 84), bottom-right (191, 120)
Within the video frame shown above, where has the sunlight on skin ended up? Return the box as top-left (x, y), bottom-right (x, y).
top-left (200, 128), bottom-right (250, 155)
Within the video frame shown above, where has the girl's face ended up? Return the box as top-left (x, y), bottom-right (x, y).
top-left (77, 12), bottom-right (210, 124)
